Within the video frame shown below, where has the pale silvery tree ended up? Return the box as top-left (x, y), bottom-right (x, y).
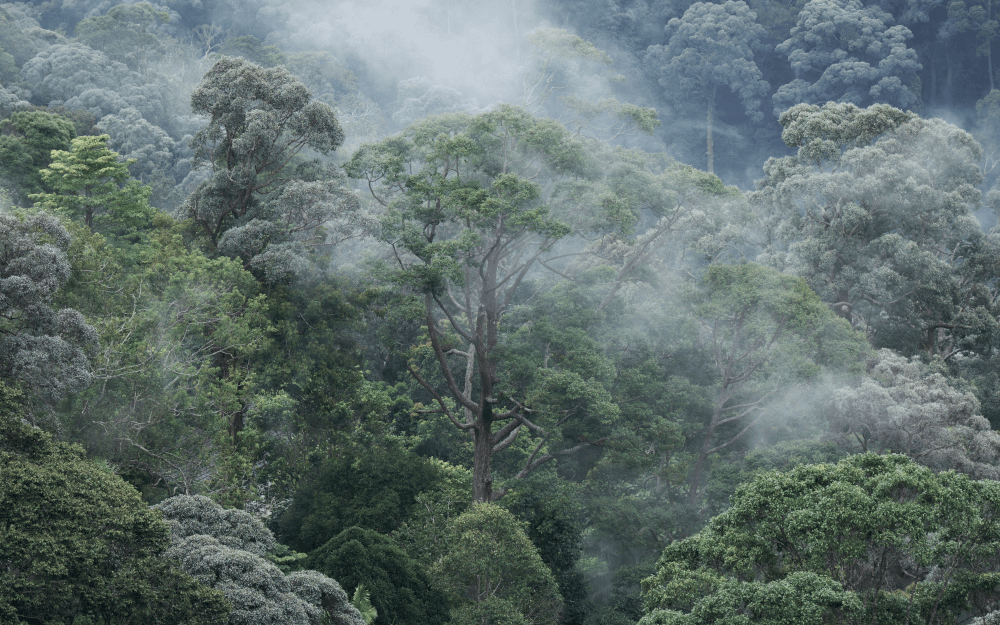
top-left (20, 42), bottom-right (173, 126)
top-left (156, 495), bottom-right (366, 625)
top-left (773, 0), bottom-right (921, 115)
top-left (747, 102), bottom-right (1000, 361)
top-left (829, 349), bottom-right (1000, 480)
top-left (0, 84), bottom-right (28, 118)
top-left (645, 1), bottom-right (769, 174)
top-left (21, 43), bottom-right (137, 106)
top-left (96, 107), bottom-right (176, 183)
top-left (0, 3), bottom-right (44, 69)
top-left (64, 88), bottom-right (130, 120)
top-left (96, 106), bottom-right (185, 211)
top-left (0, 212), bottom-right (97, 413)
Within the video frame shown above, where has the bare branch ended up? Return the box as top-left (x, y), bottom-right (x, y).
top-left (425, 294), bottom-right (479, 413)
top-left (432, 293), bottom-right (475, 343)
top-left (492, 424), bottom-right (522, 454)
top-left (406, 364), bottom-right (476, 431)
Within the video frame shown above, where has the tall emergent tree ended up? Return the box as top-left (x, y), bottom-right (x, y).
top-left (346, 107), bottom-right (607, 502)
top-left (645, 1), bottom-right (768, 174)
top-left (186, 56), bottom-right (361, 282)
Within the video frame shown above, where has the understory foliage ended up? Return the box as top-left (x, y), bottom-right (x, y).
top-left (308, 526), bottom-right (449, 625)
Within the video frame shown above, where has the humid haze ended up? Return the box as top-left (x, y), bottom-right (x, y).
top-left (4, 1), bottom-right (1000, 624)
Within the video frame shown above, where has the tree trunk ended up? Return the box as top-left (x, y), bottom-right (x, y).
top-left (474, 247), bottom-right (501, 502)
top-left (511, 0), bottom-right (521, 61)
top-left (991, 54), bottom-right (996, 93)
top-left (944, 48), bottom-right (955, 106)
top-left (706, 90), bottom-right (715, 175)
top-left (835, 288), bottom-right (852, 324)
top-left (990, 2), bottom-right (996, 91)
top-left (228, 405), bottom-right (245, 442)
top-left (929, 51), bottom-right (937, 107)
top-left (472, 404), bottom-right (494, 502)
top-left (687, 435), bottom-right (713, 504)
top-left (687, 394), bottom-right (725, 503)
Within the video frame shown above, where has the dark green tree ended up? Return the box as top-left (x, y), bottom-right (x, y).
top-left (434, 503), bottom-right (564, 625)
top-left (0, 110), bottom-right (75, 202)
top-left (256, 278), bottom-right (371, 435)
top-left (276, 446), bottom-right (446, 552)
top-left (309, 527), bottom-right (450, 625)
top-left (642, 454), bottom-right (1000, 625)
top-left (504, 476), bottom-right (590, 625)
top-left (0, 386), bottom-right (231, 624)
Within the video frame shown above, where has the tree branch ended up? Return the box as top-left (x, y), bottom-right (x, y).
top-left (406, 363), bottom-right (476, 431)
top-left (492, 424), bottom-right (522, 454)
top-left (425, 293), bottom-right (479, 414)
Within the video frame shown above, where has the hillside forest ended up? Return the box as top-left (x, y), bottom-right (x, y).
top-left (6, 0), bottom-right (1000, 624)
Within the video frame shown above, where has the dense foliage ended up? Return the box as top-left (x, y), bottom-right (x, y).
top-left (4, 1), bottom-right (1000, 624)
top-left (642, 454), bottom-right (1000, 625)
top-left (0, 386), bottom-right (230, 624)
top-left (156, 494), bottom-right (366, 625)
top-left (308, 526), bottom-right (449, 625)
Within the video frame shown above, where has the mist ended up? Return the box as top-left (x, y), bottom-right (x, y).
top-left (6, 0), bottom-right (1000, 624)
